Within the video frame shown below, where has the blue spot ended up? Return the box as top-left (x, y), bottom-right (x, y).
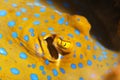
top-left (40, 7), bottom-right (46, 12)
top-left (60, 68), bottom-right (65, 74)
top-left (33, 21), bottom-right (40, 25)
top-left (47, 75), bottom-right (51, 80)
top-left (65, 22), bottom-right (69, 25)
top-left (52, 69), bottom-right (58, 76)
top-left (41, 32), bottom-right (46, 36)
top-left (80, 54), bottom-right (83, 59)
top-left (0, 48), bottom-right (7, 56)
top-left (48, 27), bottom-right (54, 31)
top-left (58, 17), bottom-right (64, 25)
top-left (12, 32), bottom-right (18, 38)
top-left (42, 71), bottom-right (46, 75)
top-left (34, 44), bottom-right (39, 49)
top-left (19, 52), bottom-right (28, 59)
top-left (71, 64), bottom-right (76, 69)
top-left (79, 77), bottom-right (84, 80)
top-left (98, 56), bottom-right (103, 61)
top-left (10, 68), bottom-right (20, 75)
top-left (102, 52), bottom-right (107, 59)
top-left (31, 33), bottom-right (35, 37)
top-left (76, 42), bottom-right (81, 47)
top-left (27, 64), bottom-right (31, 67)
top-left (85, 36), bottom-right (89, 40)
top-left (0, 67), bottom-right (2, 71)
top-left (73, 53), bottom-right (76, 58)
top-left (34, 13), bottom-right (40, 17)
top-left (87, 45), bottom-right (90, 50)
top-left (102, 52), bottom-right (107, 55)
top-left (75, 29), bottom-right (80, 35)
top-left (32, 64), bottom-right (36, 68)
top-left (93, 55), bottom-right (96, 60)
top-left (20, 8), bottom-right (26, 12)
top-left (78, 63), bottom-right (83, 68)
top-left (30, 73), bottom-right (39, 80)
top-left (94, 46), bottom-right (97, 50)
top-left (8, 40), bottom-right (12, 44)
top-left (8, 21), bottom-right (16, 27)
top-left (34, 2), bottom-right (43, 6)
top-left (45, 59), bottom-right (49, 65)
top-left (68, 33), bottom-right (73, 38)
top-left (4, 0), bottom-right (8, 2)
top-left (51, 15), bottom-right (54, 19)
top-left (113, 53), bottom-right (118, 58)
top-left (12, 4), bottom-right (17, 7)
top-left (113, 62), bottom-right (118, 67)
top-left (0, 10), bottom-right (7, 16)
top-left (22, 17), bottom-right (28, 21)
top-left (19, 26), bottom-right (23, 30)
top-left (24, 35), bottom-right (29, 41)
top-left (29, 28), bottom-right (34, 33)
top-left (77, 18), bottom-right (80, 21)
top-left (20, 42), bottom-right (23, 46)
top-left (16, 12), bottom-right (21, 16)
top-left (0, 34), bottom-right (3, 39)
top-left (39, 66), bottom-right (44, 71)
top-left (45, 20), bottom-right (48, 23)
top-left (87, 60), bottom-right (92, 66)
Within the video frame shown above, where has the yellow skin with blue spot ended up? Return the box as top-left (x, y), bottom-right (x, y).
top-left (0, 0), bottom-right (120, 80)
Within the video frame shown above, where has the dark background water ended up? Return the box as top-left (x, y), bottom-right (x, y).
top-left (47, 0), bottom-right (120, 51)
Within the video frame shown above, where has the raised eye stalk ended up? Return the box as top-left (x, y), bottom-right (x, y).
top-left (57, 38), bottom-right (71, 49)
top-left (53, 35), bottom-right (73, 55)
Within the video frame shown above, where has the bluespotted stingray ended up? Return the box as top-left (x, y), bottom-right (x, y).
top-left (0, 0), bottom-right (120, 80)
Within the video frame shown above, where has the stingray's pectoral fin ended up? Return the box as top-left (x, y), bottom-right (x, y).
top-left (68, 15), bottom-right (91, 35)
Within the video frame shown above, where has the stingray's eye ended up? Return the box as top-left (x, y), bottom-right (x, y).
top-left (53, 36), bottom-right (73, 55)
top-left (57, 38), bottom-right (71, 49)
top-left (39, 34), bottom-right (73, 62)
